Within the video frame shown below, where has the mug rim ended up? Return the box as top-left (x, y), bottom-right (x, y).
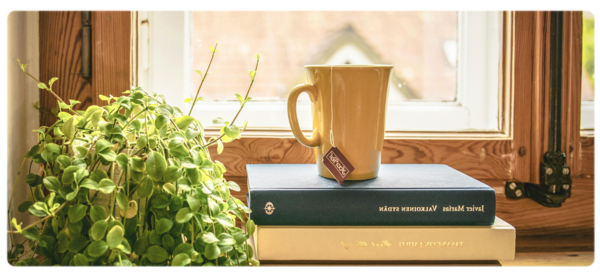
top-left (305, 64), bottom-right (393, 68)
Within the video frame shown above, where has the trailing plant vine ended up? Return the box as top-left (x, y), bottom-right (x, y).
top-left (7, 43), bottom-right (260, 266)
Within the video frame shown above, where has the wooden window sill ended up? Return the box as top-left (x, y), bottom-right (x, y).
top-left (500, 251), bottom-right (593, 266)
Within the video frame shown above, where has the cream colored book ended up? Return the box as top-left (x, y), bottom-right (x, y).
top-left (260, 261), bottom-right (502, 269)
top-left (255, 217), bottom-right (515, 261)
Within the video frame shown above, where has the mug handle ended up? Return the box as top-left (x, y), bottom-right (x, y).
top-left (287, 84), bottom-right (321, 148)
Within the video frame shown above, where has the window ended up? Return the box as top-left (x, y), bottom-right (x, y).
top-left (138, 11), bottom-right (502, 135)
top-left (581, 11), bottom-right (594, 132)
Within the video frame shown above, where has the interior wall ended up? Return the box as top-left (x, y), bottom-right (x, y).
top-left (7, 11), bottom-right (40, 246)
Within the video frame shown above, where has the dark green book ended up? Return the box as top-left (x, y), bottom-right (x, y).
top-left (247, 164), bottom-right (496, 226)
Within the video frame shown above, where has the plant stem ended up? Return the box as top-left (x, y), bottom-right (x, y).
top-left (25, 72), bottom-right (65, 105)
top-left (234, 248), bottom-right (241, 266)
top-left (7, 158), bottom-right (26, 215)
top-left (191, 122), bottom-right (209, 150)
top-left (7, 157), bottom-right (27, 246)
top-left (28, 218), bottom-right (50, 259)
top-left (7, 202), bottom-right (67, 234)
top-left (90, 163), bottom-right (114, 204)
top-left (89, 157), bottom-right (102, 173)
top-left (230, 196), bottom-right (249, 222)
top-left (109, 163), bottom-right (118, 217)
top-left (231, 61), bottom-right (259, 125)
top-left (120, 107), bottom-right (148, 130)
top-left (28, 185), bottom-right (37, 203)
top-left (188, 42), bottom-right (218, 116)
top-left (229, 194), bottom-right (253, 267)
top-left (213, 221), bottom-right (218, 266)
top-left (168, 119), bottom-right (194, 157)
top-left (144, 100), bottom-right (149, 149)
top-left (28, 158), bottom-right (34, 173)
top-left (201, 58), bottom-right (260, 148)
top-left (111, 161), bottom-right (117, 184)
top-left (118, 253), bottom-right (123, 266)
top-left (109, 104), bottom-right (123, 116)
top-left (84, 137), bottom-right (101, 159)
top-left (244, 241), bottom-right (254, 269)
top-left (122, 145), bottom-right (131, 226)
top-left (191, 219), bottom-right (194, 247)
top-left (89, 190), bottom-right (100, 204)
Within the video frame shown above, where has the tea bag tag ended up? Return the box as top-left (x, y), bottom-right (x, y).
top-left (323, 147), bottom-right (355, 184)
top-left (323, 65), bottom-right (354, 184)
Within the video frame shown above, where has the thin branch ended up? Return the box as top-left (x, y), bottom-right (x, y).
top-left (201, 58), bottom-right (260, 148)
top-left (25, 72), bottom-right (64, 106)
top-left (28, 218), bottom-right (50, 259)
top-left (7, 202), bottom-right (68, 234)
top-left (231, 60), bottom-right (259, 125)
top-left (188, 42), bottom-right (218, 115)
top-left (228, 189), bottom-right (250, 222)
top-left (7, 157), bottom-right (27, 246)
top-left (168, 119), bottom-right (194, 157)
top-left (24, 71), bottom-right (81, 116)
top-left (84, 138), bottom-right (101, 160)
top-left (119, 107), bottom-right (148, 130)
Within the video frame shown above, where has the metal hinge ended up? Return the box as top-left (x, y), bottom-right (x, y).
top-left (139, 11), bottom-right (150, 71)
top-left (505, 153), bottom-right (572, 207)
top-left (505, 11), bottom-right (572, 208)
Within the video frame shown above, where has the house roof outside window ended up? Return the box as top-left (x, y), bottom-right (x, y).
top-left (191, 11), bottom-right (457, 102)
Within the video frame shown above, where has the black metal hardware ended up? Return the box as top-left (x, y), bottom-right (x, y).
top-left (81, 12), bottom-right (92, 79)
top-left (505, 11), bottom-right (572, 207)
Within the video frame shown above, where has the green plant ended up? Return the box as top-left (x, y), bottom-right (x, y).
top-left (8, 42), bottom-right (261, 266)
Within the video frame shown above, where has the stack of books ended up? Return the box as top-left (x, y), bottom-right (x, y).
top-left (247, 164), bottom-right (515, 262)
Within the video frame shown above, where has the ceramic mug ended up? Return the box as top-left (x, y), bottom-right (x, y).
top-left (287, 65), bottom-right (393, 180)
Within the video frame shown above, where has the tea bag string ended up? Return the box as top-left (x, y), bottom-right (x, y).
top-left (329, 66), bottom-right (336, 147)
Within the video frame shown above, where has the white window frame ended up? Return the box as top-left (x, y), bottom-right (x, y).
top-left (138, 11), bottom-right (504, 137)
top-left (581, 101), bottom-right (594, 133)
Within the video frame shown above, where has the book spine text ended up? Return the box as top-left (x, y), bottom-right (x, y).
top-left (249, 189), bottom-right (496, 226)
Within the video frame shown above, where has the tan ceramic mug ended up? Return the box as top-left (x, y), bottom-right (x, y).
top-left (287, 65), bottom-right (393, 180)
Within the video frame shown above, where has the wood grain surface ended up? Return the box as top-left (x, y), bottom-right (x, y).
top-left (529, 12), bottom-right (552, 184)
top-left (91, 11), bottom-right (131, 103)
top-left (496, 177), bottom-right (593, 236)
top-left (39, 11), bottom-right (131, 127)
top-left (383, 139), bottom-right (513, 179)
top-left (511, 11), bottom-right (537, 184)
top-left (562, 11), bottom-right (583, 176)
top-left (211, 138), bottom-right (514, 179)
top-left (260, 251), bottom-right (594, 266)
top-left (579, 136), bottom-right (594, 176)
top-left (516, 235), bottom-right (594, 252)
top-left (39, 12), bottom-right (92, 127)
top-left (500, 251), bottom-right (594, 266)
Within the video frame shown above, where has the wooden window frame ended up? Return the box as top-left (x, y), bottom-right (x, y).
top-left (39, 11), bottom-right (593, 252)
top-left (39, 11), bottom-right (132, 127)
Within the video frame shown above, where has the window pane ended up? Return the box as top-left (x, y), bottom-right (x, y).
top-left (582, 11), bottom-right (594, 102)
top-left (191, 11), bottom-right (457, 102)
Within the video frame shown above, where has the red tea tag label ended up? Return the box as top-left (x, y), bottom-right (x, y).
top-left (322, 147), bottom-right (355, 184)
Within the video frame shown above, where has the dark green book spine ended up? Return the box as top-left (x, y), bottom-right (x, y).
top-left (249, 189), bottom-right (496, 226)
